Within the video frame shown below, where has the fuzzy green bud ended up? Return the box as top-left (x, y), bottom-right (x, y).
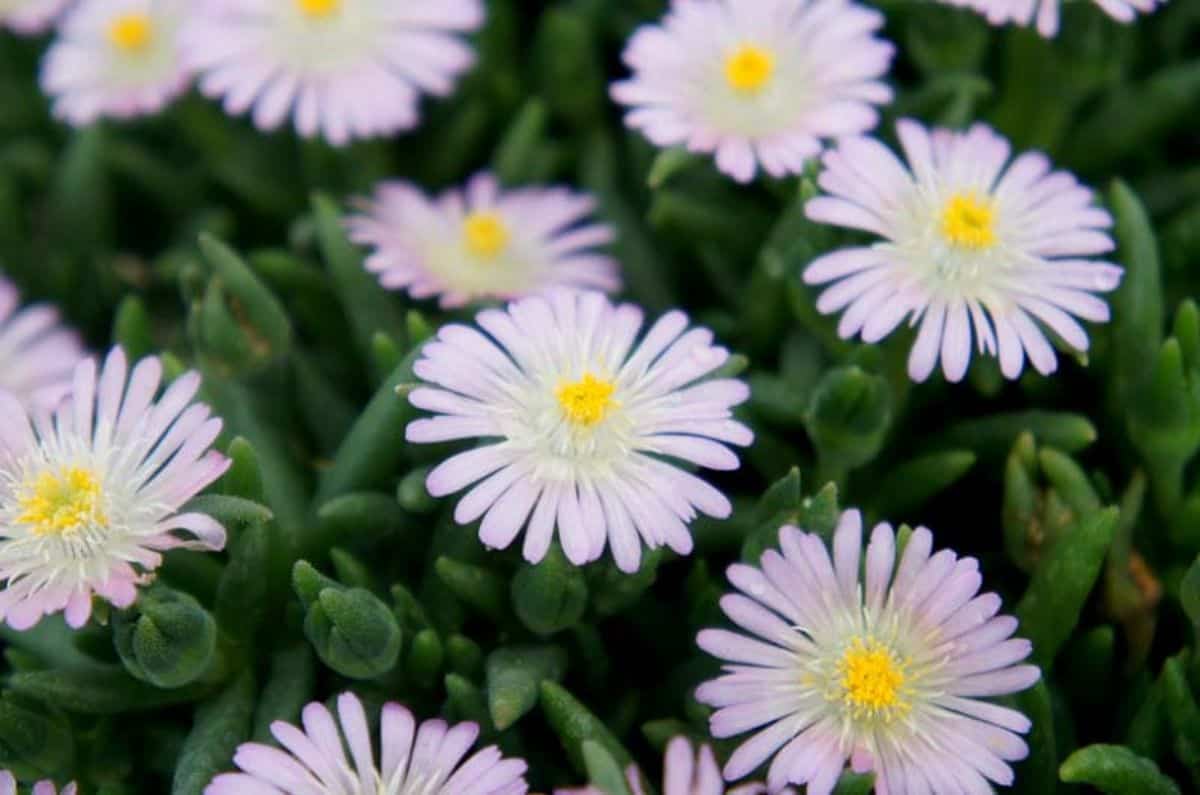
top-left (112, 585), bottom-right (217, 689)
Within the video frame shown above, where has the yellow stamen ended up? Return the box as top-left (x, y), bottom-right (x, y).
top-left (107, 13), bottom-right (153, 53)
top-left (462, 212), bottom-right (511, 260)
top-left (836, 637), bottom-right (910, 721)
top-left (296, 0), bottom-right (341, 17)
top-left (16, 467), bottom-right (107, 537)
top-left (724, 44), bottom-right (775, 93)
top-left (941, 192), bottom-right (997, 249)
top-left (556, 373), bottom-right (617, 427)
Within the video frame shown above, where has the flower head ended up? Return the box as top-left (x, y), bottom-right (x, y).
top-left (206, 691), bottom-right (528, 795)
top-left (346, 173), bottom-right (620, 308)
top-left (697, 511), bottom-right (1040, 794)
top-left (0, 278), bottom-right (84, 412)
top-left (40, 0), bottom-right (192, 125)
top-left (0, 0), bottom-right (70, 34)
top-left (407, 290), bottom-right (752, 573)
top-left (182, 0), bottom-right (484, 146)
top-left (804, 119), bottom-right (1122, 383)
top-left (610, 0), bottom-right (894, 183)
top-left (555, 736), bottom-right (793, 795)
top-left (0, 347), bottom-right (229, 630)
top-left (942, 0), bottom-right (1163, 37)
top-left (0, 772), bottom-right (76, 795)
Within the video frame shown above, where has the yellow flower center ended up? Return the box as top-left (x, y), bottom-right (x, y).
top-left (836, 637), bottom-right (909, 721)
top-left (556, 373), bottom-right (617, 427)
top-left (941, 192), bottom-right (997, 249)
top-left (16, 467), bottom-right (107, 537)
top-left (296, 0), bottom-right (341, 17)
top-left (462, 212), bottom-right (511, 260)
top-left (724, 44), bottom-right (775, 93)
top-left (107, 13), bottom-right (153, 53)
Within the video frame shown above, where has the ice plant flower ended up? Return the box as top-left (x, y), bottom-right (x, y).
top-left (0, 772), bottom-right (77, 795)
top-left (804, 119), bottom-right (1121, 383)
top-left (345, 173), bottom-right (620, 308)
top-left (406, 290), bottom-right (752, 573)
top-left (206, 691), bottom-right (529, 794)
top-left (610, 0), bottom-right (895, 183)
top-left (0, 277), bottom-right (84, 411)
top-left (942, 0), bottom-right (1162, 37)
top-left (0, 0), bottom-right (69, 34)
top-left (183, 0), bottom-right (485, 146)
top-left (0, 347), bottom-right (230, 631)
top-left (697, 510), bottom-right (1040, 794)
top-left (555, 736), bottom-right (792, 795)
top-left (40, 0), bottom-right (192, 125)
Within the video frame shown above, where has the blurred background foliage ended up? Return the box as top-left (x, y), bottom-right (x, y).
top-left (1, 0), bottom-right (1200, 792)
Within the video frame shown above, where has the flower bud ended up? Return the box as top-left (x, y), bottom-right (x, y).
top-left (113, 585), bottom-right (217, 689)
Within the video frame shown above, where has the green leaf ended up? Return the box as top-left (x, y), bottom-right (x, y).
top-left (1182, 555), bottom-right (1200, 641)
top-left (872, 450), bottom-right (976, 517)
top-left (172, 669), bottom-right (256, 795)
top-left (582, 740), bottom-right (633, 795)
top-left (1110, 180), bottom-right (1164, 405)
top-left (1016, 507), bottom-right (1119, 670)
top-left (540, 681), bottom-right (633, 773)
top-left (9, 666), bottom-right (216, 715)
top-left (510, 547), bottom-right (588, 635)
top-left (1060, 744), bottom-right (1181, 794)
top-left (486, 645), bottom-right (568, 730)
top-left (436, 557), bottom-right (512, 624)
top-left (251, 644), bottom-right (316, 744)
top-left (928, 411), bottom-right (1097, 458)
top-left (181, 495), bottom-right (273, 534)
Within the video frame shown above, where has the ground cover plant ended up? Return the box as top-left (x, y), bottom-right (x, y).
top-left (0, 0), bottom-right (1199, 793)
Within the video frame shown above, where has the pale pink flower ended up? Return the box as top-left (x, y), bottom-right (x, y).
top-left (182, 0), bottom-right (484, 146)
top-left (804, 119), bottom-right (1121, 383)
top-left (41, 0), bottom-right (192, 125)
top-left (407, 290), bottom-right (752, 573)
top-left (0, 277), bottom-right (84, 411)
top-left (611, 0), bottom-right (894, 183)
top-left (941, 0), bottom-right (1164, 37)
top-left (697, 510), bottom-right (1040, 794)
top-left (346, 173), bottom-right (620, 308)
top-left (555, 736), bottom-right (794, 795)
top-left (206, 691), bottom-right (528, 795)
top-left (0, 347), bottom-right (229, 630)
top-left (0, 771), bottom-right (77, 795)
top-left (0, 0), bottom-right (70, 34)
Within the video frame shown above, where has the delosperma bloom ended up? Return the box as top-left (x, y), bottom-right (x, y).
top-left (556, 736), bottom-right (793, 795)
top-left (206, 691), bottom-right (529, 795)
top-left (40, 0), bottom-right (192, 125)
top-left (804, 119), bottom-right (1122, 383)
top-left (183, 0), bottom-right (484, 146)
top-left (610, 0), bottom-right (894, 183)
top-left (697, 511), bottom-right (1040, 794)
top-left (942, 0), bottom-right (1163, 37)
top-left (0, 277), bottom-right (84, 412)
top-left (0, 772), bottom-right (77, 795)
top-left (0, 347), bottom-right (229, 630)
top-left (0, 0), bottom-right (70, 34)
top-left (345, 173), bottom-right (620, 308)
top-left (406, 290), bottom-right (752, 573)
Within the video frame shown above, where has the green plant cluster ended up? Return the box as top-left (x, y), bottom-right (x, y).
top-left (0, 0), bottom-right (1199, 793)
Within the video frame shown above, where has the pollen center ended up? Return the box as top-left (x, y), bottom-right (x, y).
top-left (107, 13), bottom-right (153, 53)
top-left (941, 192), bottom-right (997, 249)
top-left (556, 373), bottom-right (617, 427)
top-left (463, 212), bottom-right (511, 260)
top-left (296, 0), bottom-right (341, 17)
top-left (836, 637), bottom-right (909, 720)
top-left (17, 467), bottom-right (108, 537)
top-left (724, 45), bottom-right (775, 93)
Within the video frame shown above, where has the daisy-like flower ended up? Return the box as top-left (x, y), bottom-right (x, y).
top-left (182, 0), bottom-right (484, 146)
top-left (40, 0), bottom-right (192, 125)
top-left (406, 289), bottom-right (752, 573)
top-left (206, 691), bottom-right (528, 795)
top-left (610, 0), bottom-right (894, 183)
top-left (942, 0), bottom-right (1163, 38)
top-left (345, 173), bottom-right (621, 308)
top-left (0, 277), bottom-right (84, 412)
top-left (697, 510), bottom-right (1040, 794)
top-left (0, 0), bottom-right (70, 35)
top-left (804, 119), bottom-right (1122, 383)
top-left (0, 772), bottom-right (77, 795)
top-left (0, 347), bottom-right (229, 631)
top-left (555, 736), bottom-right (794, 795)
